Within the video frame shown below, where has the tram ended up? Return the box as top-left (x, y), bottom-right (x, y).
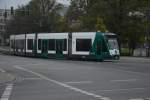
top-left (10, 32), bottom-right (120, 61)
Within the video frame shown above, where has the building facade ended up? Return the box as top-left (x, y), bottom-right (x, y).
top-left (0, 9), bottom-right (12, 45)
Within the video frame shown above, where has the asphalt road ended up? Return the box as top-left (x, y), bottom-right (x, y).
top-left (0, 54), bottom-right (150, 100)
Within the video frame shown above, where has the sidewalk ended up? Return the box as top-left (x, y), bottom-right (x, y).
top-left (0, 72), bottom-right (16, 85)
top-left (0, 46), bottom-right (10, 54)
top-left (0, 46), bottom-right (10, 51)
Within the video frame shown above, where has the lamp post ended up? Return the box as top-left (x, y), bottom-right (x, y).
top-left (144, 11), bottom-right (150, 57)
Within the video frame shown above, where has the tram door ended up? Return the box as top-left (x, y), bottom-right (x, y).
top-left (42, 39), bottom-right (48, 56)
top-left (56, 39), bottom-right (63, 58)
top-left (96, 39), bottom-right (102, 55)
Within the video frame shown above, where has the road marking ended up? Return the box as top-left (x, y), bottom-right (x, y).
top-left (25, 63), bottom-right (45, 66)
top-left (101, 97), bottom-right (111, 100)
top-left (68, 59), bottom-right (150, 76)
top-left (13, 65), bottom-right (111, 100)
top-left (23, 77), bottom-right (42, 80)
top-left (0, 68), bottom-right (6, 73)
top-left (110, 79), bottom-right (139, 82)
top-left (47, 68), bottom-right (69, 70)
top-left (0, 84), bottom-right (14, 100)
top-left (147, 98), bottom-right (150, 99)
top-left (108, 66), bottom-right (150, 76)
top-left (96, 87), bottom-right (146, 92)
top-left (65, 81), bottom-right (93, 84)
top-left (129, 98), bottom-right (144, 100)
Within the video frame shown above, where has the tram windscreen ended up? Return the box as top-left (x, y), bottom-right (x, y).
top-left (108, 38), bottom-right (119, 50)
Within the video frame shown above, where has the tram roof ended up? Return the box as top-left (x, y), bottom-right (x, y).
top-left (104, 32), bottom-right (116, 36)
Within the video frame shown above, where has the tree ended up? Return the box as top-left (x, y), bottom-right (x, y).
top-left (66, 0), bottom-right (150, 55)
top-left (66, 0), bottom-right (108, 32)
top-left (95, 18), bottom-right (107, 32)
top-left (6, 0), bottom-right (64, 36)
top-left (66, 0), bottom-right (88, 31)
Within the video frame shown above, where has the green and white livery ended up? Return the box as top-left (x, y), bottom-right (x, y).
top-left (10, 32), bottom-right (120, 61)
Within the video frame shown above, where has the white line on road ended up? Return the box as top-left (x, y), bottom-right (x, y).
top-left (23, 77), bottom-right (42, 80)
top-left (129, 98), bottom-right (144, 100)
top-left (0, 68), bottom-right (6, 73)
top-left (0, 84), bottom-right (14, 100)
top-left (110, 79), bottom-right (139, 82)
top-left (65, 81), bottom-right (93, 84)
top-left (109, 66), bottom-right (150, 76)
top-left (13, 65), bottom-right (111, 100)
top-left (147, 98), bottom-right (150, 99)
top-left (96, 87), bottom-right (147, 92)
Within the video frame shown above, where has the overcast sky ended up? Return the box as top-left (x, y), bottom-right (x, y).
top-left (0, 0), bottom-right (70, 9)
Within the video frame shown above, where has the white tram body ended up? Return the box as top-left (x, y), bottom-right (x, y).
top-left (72, 32), bottom-right (96, 55)
top-left (37, 33), bottom-right (68, 54)
top-left (10, 32), bottom-right (120, 61)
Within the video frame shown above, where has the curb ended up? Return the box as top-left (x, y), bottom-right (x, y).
top-left (0, 47), bottom-right (10, 55)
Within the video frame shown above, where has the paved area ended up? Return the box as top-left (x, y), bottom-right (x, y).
top-left (0, 54), bottom-right (150, 100)
top-left (0, 66), bottom-right (15, 100)
top-left (0, 72), bottom-right (15, 84)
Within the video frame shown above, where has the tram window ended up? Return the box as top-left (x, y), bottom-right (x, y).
top-left (11, 40), bottom-right (14, 48)
top-left (20, 40), bottom-right (23, 49)
top-left (63, 39), bottom-right (67, 51)
top-left (38, 39), bottom-right (41, 50)
top-left (18, 40), bottom-right (21, 49)
top-left (14, 40), bottom-right (17, 49)
top-left (76, 39), bottom-right (91, 51)
top-left (17, 40), bottom-right (20, 49)
top-left (48, 39), bottom-right (55, 50)
top-left (27, 39), bottom-right (33, 50)
top-left (16, 40), bottom-right (24, 50)
top-left (16, 40), bottom-right (18, 49)
top-left (15, 40), bottom-right (18, 51)
top-left (108, 38), bottom-right (119, 49)
top-left (20, 40), bottom-right (25, 49)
